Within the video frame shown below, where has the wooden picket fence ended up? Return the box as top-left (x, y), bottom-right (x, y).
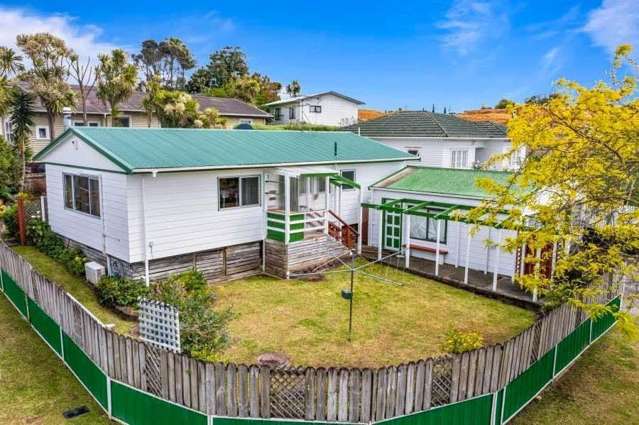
top-left (0, 242), bottom-right (618, 423)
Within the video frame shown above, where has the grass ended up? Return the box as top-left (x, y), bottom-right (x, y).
top-left (12, 246), bottom-right (135, 334)
top-left (512, 325), bottom-right (639, 425)
top-left (0, 293), bottom-right (111, 424)
top-left (214, 261), bottom-right (536, 367)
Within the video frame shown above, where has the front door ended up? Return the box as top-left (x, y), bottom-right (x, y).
top-left (382, 199), bottom-right (402, 251)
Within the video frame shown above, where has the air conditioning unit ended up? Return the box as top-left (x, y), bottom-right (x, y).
top-left (85, 261), bottom-right (106, 285)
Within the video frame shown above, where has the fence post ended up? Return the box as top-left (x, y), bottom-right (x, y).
top-left (107, 376), bottom-right (112, 419)
top-left (551, 345), bottom-right (558, 378)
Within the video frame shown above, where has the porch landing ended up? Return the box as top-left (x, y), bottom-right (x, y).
top-left (361, 246), bottom-right (540, 309)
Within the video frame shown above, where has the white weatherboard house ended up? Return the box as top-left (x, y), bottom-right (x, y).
top-left (364, 166), bottom-right (549, 299)
top-left (347, 111), bottom-right (522, 170)
top-left (33, 127), bottom-right (415, 283)
top-left (263, 91), bottom-right (364, 127)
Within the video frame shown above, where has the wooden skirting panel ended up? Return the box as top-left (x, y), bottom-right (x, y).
top-left (265, 235), bottom-right (350, 278)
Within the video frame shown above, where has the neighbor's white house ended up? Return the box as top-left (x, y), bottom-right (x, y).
top-left (33, 127), bottom-right (416, 283)
top-left (346, 111), bottom-right (523, 170)
top-left (263, 91), bottom-right (364, 127)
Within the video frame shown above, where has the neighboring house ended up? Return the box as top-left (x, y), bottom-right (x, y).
top-left (0, 85), bottom-right (272, 155)
top-left (346, 111), bottom-right (522, 170)
top-left (33, 127), bottom-right (415, 283)
top-left (365, 166), bottom-right (538, 287)
top-left (263, 91), bottom-right (364, 127)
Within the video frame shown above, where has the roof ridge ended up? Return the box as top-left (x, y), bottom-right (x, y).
top-left (429, 113), bottom-right (449, 137)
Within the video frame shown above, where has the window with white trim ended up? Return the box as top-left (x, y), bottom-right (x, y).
top-left (219, 176), bottom-right (260, 209)
top-left (408, 206), bottom-right (448, 244)
top-left (310, 105), bottom-right (322, 113)
top-left (340, 170), bottom-right (356, 191)
top-left (74, 121), bottom-right (100, 127)
top-left (450, 150), bottom-right (469, 168)
top-left (36, 126), bottom-right (49, 140)
top-left (63, 174), bottom-right (101, 217)
top-left (289, 107), bottom-right (296, 120)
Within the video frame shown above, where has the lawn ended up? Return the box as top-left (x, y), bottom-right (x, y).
top-left (0, 293), bottom-right (111, 424)
top-left (512, 324), bottom-right (639, 425)
top-left (214, 261), bottom-right (536, 367)
top-left (12, 246), bottom-right (135, 334)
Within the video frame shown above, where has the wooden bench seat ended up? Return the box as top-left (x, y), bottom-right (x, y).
top-left (407, 244), bottom-right (449, 255)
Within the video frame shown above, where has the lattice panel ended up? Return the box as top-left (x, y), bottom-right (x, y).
top-left (270, 369), bottom-right (306, 419)
top-left (139, 299), bottom-right (181, 353)
top-left (144, 344), bottom-right (163, 396)
top-left (24, 199), bottom-right (43, 222)
top-left (431, 359), bottom-right (453, 406)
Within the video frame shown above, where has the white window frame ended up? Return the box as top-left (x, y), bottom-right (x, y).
top-left (74, 120), bottom-right (100, 127)
top-left (288, 107), bottom-right (296, 120)
top-left (310, 105), bottom-right (322, 113)
top-left (35, 126), bottom-right (49, 140)
top-left (62, 172), bottom-right (101, 218)
top-left (450, 150), bottom-right (469, 169)
top-left (340, 169), bottom-right (356, 191)
top-left (218, 175), bottom-right (261, 210)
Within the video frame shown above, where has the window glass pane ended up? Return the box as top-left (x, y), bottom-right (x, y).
top-left (64, 175), bottom-right (73, 208)
top-left (241, 177), bottom-right (259, 206)
top-left (89, 178), bottom-right (100, 217)
top-left (317, 176), bottom-right (326, 193)
top-left (219, 178), bottom-right (239, 208)
top-left (410, 216), bottom-right (427, 240)
top-left (289, 177), bottom-right (299, 211)
top-left (340, 170), bottom-right (356, 190)
top-left (73, 176), bottom-right (90, 213)
top-left (89, 122), bottom-right (99, 127)
top-left (113, 116), bottom-right (131, 127)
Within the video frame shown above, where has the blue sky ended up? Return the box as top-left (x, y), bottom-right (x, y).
top-left (0, 1), bottom-right (637, 111)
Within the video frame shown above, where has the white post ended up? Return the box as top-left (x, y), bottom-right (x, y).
top-left (305, 177), bottom-right (311, 211)
top-left (435, 219), bottom-right (442, 276)
top-left (141, 175), bottom-right (150, 286)
top-left (40, 195), bottom-right (47, 222)
top-left (404, 214), bottom-right (411, 269)
top-left (284, 175), bottom-right (291, 244)
top-left (377, 209), bottom-right (383, 260)
top-left (357, 188), bottom-right (363, 255)
top-left (455, 222), bottom-right (461, 268)
top-left (533, 247), bottom-right (541, 302)
top-left (520, 241), bottom-right (527, 277)
top-left (464, 225), bottom-right (472, 284)
top-left (324, 176), bottom-right (330, 234)
top-left (551, 241), bottom-right (558, 277)
top-left (338, 184), bottom-right (343, 217)
top-left (492, 229), bottom-right (502, 292)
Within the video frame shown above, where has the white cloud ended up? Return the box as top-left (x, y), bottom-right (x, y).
top-left (583, 0), bottom-right (639, 54)
top-left (0, 7), bottom-right (119, 61)
top-left (438, 0), bottom-right (509, 55)
top-left (541, 46), bottom-right (561, 75)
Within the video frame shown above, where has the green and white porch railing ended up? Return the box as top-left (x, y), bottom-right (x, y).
top-left (267, 210), bottom-right (328, 243)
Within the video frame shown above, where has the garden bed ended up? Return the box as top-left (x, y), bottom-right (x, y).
top-left (214, 260), bottom-right (536, 367)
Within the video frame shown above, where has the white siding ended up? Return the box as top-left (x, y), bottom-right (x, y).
top-left (46, 164), bottom-right (130, 262)
top-left (127, 170), bottom-right (266, 263)
top-left (39, 133), bottom-right (124, 172)
top-left (367, 189), bottom-right (517, 277)
top-left (269, 94), bottom-right (360, 127)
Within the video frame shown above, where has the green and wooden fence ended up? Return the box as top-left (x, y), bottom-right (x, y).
top-left (0, 242), bottom-right (621, 425)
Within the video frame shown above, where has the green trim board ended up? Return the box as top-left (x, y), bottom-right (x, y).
top-left (34, 127), bottom-right (415, 174)
top-left (28, 298), bottom-right (62, 355)
top-left (377, 394), bottom-right (494, 425)
top-left (62, 332), bottom-right (109, 409)
top-left (1, 269), bottom-right (28, 318)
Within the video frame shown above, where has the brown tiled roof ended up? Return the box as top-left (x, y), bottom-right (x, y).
top-left (23, 83), bottom-right (271, 118)
top-left (358, 109), bottom-right (385, 122)
top-left (458, 108), bottom-right (511, 125)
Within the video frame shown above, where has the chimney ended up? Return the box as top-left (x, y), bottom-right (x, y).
top-left (63, 107), bottom-right (73, 129)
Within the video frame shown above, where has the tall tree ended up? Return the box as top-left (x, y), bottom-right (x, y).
top-left (470, 45), bottom-right (639, 332)
top-left (133, 39), bottom-right (163, 85)
top-left (0, 46), bottom-right (24, 130)
top-left (16, 33), bottom-right (74, 139)
top-left (286, 80), bottom-right (301, 97)
top-left (9, 88), bottom-right (34, 191)
top-left (68, 54), bottom-right (97, 125)
top-left (159, 37), bottom-right (195, 90)
top-left (494, 98), bottom-right (514, 109)
top-left (187, 46), bottom-right (248, 93)
top-left (95, 49), bottom-right (138, 126)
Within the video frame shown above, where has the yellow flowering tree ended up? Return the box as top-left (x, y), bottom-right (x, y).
top-left (150, 89), bottom-right (225, 128)
top-left (470, 45), bottom-right (638, 333)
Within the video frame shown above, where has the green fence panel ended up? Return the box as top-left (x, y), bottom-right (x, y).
top-left (214, 419), bottom-right (341, 425)
top-left (591, 297), bottom-right (621, 341)
top-left (111, 380), bottom-right (208, 425)
top-left (28, 298), bottom-right (62, 355)
top-left (375, 394), bottom-right (493, 425)
top-left (501, 347), bottom-right (555, 423)
top-left (1, 269), bottom-right (28, 318)
top-left (62, 332), bottom-right (108, 409)
top-left (493, 389), bottom-right (504, 425)
top-left (555, 319), bottom-right (591, 375)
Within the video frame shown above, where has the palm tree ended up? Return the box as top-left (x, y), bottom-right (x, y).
top-left (286, 80), bottom-right (301, 97)
top-left (0, 47), bottom-right (24, 77)
top-left (9, 88), bottom-right (34, 191)
top-left (95, 49), bottom-right (138, 126)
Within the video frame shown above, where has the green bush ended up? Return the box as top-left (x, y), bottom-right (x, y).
top-left (1, 203), bottom-right (18, 239)
top-left (150, 269), bottom-right (233, 359)
top-left (97, 276), bottom-right (149, 308)
top-left (441, 328), bottom-right (484, 354)
top-left (26, 219), bottom-right (87, 277)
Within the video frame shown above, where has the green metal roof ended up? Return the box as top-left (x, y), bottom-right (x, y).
top-left (34, 127), bottom-right (415, 173)
top-left (372, 166), bottom-right (513, 199)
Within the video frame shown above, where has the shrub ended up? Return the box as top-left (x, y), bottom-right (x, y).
top-left (441, 328), bottom-right (484, 354)
top-left (26, 219), bottom-right (87, 277)
top-left (1, 203), bottom-right (18, 239)
top-left (97, 276), bottom-right (149, 308)
top-left (150, 269), bottom-right (233, 359)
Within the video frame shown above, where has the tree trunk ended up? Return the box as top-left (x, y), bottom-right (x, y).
top-left (47, 112), bottom-right (56, 140)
